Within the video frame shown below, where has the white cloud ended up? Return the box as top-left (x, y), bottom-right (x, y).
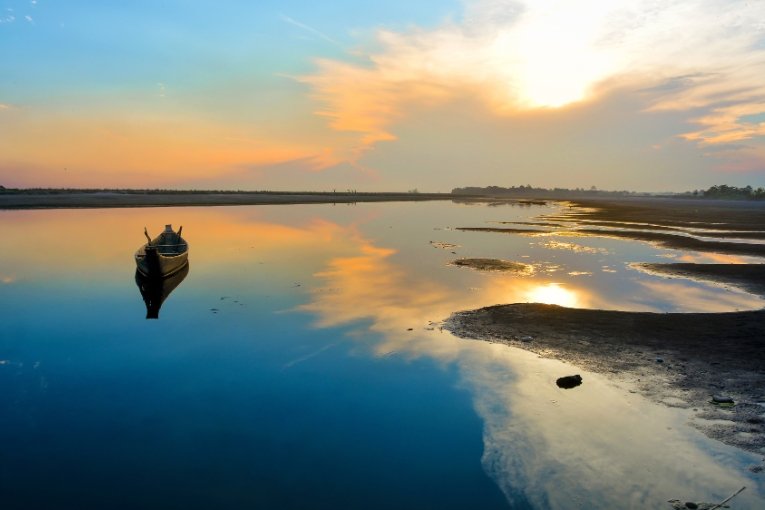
top-left (301, 0), bottom-right (765, 162)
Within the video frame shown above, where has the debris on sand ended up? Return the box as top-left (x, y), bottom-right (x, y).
top-left (430, 241), bottom-right (460, 249)
top-left (451, 258), bottom-right (534, 274)
top-left (668, 485), bottom-right (746, 509)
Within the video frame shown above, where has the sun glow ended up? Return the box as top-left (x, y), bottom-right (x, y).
top-left (490, 0), bottom-right (616, 108)
top-left (527, 283), bottom-right (579, 307)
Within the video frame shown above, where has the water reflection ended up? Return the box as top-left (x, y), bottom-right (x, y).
top-left (296, 207), bottom-right (764, 508)
top-left (2, 203), bottom-right (764, 508)
top-left (135, 263), bottom-right (189, 319)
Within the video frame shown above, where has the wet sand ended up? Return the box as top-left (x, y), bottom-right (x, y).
top-left (447, 198), bottom-right (765, 453)
top-left (0, 191), bottom-right (453, 209)
top-left (636, 263), bottom-right (765, 297)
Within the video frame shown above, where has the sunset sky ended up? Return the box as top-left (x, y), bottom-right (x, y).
top-left (2, 0), bottom-right (765, 191)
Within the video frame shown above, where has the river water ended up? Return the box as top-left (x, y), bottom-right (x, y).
top-left (1, 201), bottom-right (763, 509)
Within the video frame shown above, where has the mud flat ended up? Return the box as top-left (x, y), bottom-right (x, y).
top-left (636, 263), bottom-right (765, 297)
top-left (546, 196), bottom-right (765, 231)
top-left (459, 197), bottom-right (765, 257)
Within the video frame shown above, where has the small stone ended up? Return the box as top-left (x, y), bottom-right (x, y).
top-left (712, 395), bottom-right (734, 404)
top-left (656, 357), bottom-right (664, 363)
top-left (684, 503), bottom-right (698, 510)
top-left (556, 374), bottom-right (583, 389)
top-left (520, 335), bottom-right (534, 342)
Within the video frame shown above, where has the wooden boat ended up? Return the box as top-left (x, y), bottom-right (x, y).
top-left (135, 224), bottom-right (189, 277)
top-left (135, 262), bottom-right (189, 319)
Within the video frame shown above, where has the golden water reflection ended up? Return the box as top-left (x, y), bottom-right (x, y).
top-left (525, 282), bottom-right (580, 307)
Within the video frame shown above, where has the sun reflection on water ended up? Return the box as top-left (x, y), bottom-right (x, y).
top-left (526, 282), bottom-right (579, 307)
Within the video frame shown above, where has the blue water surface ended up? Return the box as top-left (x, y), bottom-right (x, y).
top-left (0, 205), bottom-right (510, 509)
top-left (2, 201), bottom-right (764, 509)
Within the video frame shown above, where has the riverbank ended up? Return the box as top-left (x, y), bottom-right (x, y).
top-left (0, 191), bottom-right (454, 209)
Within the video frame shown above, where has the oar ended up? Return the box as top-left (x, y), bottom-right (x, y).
top-left (144, 227), bottom-right (152, 245)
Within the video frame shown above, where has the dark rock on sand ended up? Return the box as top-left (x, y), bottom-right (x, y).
top-left (556, 374), bottom-right (583, 389)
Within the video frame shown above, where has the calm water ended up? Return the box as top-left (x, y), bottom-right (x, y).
top-left (1, 201), bottom-right (763, 509)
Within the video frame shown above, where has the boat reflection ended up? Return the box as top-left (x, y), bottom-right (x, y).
top-left (135, 262), bottom-right (189, 319)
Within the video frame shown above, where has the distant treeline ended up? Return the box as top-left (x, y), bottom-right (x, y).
top-left (452, 184), bottom-right (765, 200)
top-left (681, 184), bottom-right (765, 200)
top-left (451, 185), bottom-right (636, 198)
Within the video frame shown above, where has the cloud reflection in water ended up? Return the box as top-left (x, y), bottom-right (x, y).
top-left (299, 225), bottom-right (762, 508)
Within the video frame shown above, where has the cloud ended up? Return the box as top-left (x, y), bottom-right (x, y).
top-left (300, 0), bottom-right (765, 166)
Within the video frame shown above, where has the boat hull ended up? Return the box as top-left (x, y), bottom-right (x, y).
top-left (134, 226), bottom-right (189, 277)
top-left (135, 250), bottom-right (188, 277)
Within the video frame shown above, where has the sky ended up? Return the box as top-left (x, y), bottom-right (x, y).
top-left (1, 0), bottom-right (765, 191)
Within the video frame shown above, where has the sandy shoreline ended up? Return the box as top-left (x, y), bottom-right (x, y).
top-left (0, 191), bottom-right (455, 210)
top-left (446, 302), bottom-right (765, 452)
top-left (446, 198), bottom-right (765, 454)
